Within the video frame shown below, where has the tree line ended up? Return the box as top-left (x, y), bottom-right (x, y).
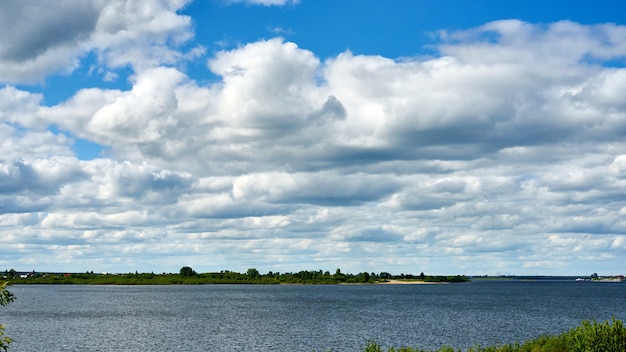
top-left (5, 267), bottom-right (469, 285)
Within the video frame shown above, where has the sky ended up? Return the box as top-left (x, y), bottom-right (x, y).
top-left (1, 0), bottom-right (626, 276)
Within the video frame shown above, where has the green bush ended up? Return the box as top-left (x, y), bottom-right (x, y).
top-left (1, 282), bottom-right (16, 352)
top-left (565, 318), bottom-right (626, 352)
top-left (364, 318), bottom-right (626, 352)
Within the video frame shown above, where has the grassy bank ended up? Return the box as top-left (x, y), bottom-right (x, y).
top-left (364, 318), bottom-right (626, 352)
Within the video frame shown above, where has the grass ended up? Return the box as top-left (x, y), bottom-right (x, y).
top-left (364, 318), bottom-right (626, 352)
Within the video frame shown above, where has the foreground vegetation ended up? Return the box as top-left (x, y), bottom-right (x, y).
top-left (5, 267), bottom-right (469, 285)
top-left (364, 318), bottom-right (626, 352)
top-left (0, 282), bottom-right (16, 352)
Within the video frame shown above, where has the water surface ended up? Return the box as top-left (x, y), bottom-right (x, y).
top-left (2, 281), bottom-right (625, 351)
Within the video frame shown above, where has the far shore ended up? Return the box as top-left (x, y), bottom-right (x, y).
top-left (378, 279), bottom-right (447, 285)
top-left (7, 271), bottom-right (469, 285)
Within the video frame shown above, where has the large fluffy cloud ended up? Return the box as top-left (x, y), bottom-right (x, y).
top-left (2, 16), bottom-right (626, 274)
top-left (0, 0), bottom-right (193, 83)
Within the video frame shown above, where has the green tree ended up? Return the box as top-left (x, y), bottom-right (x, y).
top-left (362, 272), bottom-right (371, 282)
top-left (1, 282), bottom-right (16, 351)
top-left (246, 268), bottom-right (260, 278)
top-left (179, 266), bottom-right (196, 277)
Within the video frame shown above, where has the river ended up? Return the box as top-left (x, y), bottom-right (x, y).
top-left (2, 281), bottom-right (625, 351)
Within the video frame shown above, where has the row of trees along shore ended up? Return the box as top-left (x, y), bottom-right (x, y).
top-left (4, 267), bottom-right (469, 285)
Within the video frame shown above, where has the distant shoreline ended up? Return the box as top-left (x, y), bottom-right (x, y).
top-left (5, 270), bottom-right (470, 285)
top-left (378, 279), bottom-right (447, 285)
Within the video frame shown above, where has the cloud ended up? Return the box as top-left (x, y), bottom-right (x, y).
top-left (88, 67), bottom-right (185, 142)
top-left (325, 24), bottom-right (626, 157)
top-left (2, 19), bottom-right (626, 274)
top-left (0, 0), bottom-right (193, 83)
top-left (0, 123), bottom-right (74, 160)
top-left (231, 171), bottom-right (401, 206)
top-left (0, 2), bottom-right (99, 62)
top-left (209, 39), bottom-right (321, 134)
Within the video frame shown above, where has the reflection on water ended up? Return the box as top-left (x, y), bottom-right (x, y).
top-left (3, 282), bottom-right (625, 351)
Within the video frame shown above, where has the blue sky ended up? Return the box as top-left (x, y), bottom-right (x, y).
top-left (1, 0), bottom-right (626, 275)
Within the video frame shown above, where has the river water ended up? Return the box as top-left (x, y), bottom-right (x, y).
top-left (1, 281), bottom-right (625, 351)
